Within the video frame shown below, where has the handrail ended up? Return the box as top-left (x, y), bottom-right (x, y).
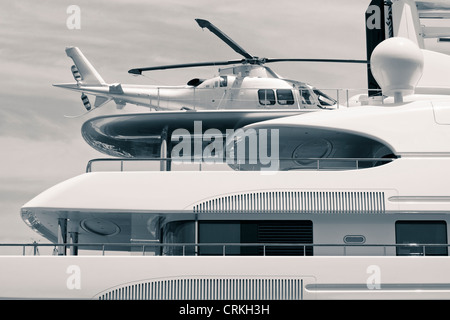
top-left (120, 86), bottom-right (381, 110)
top-left (2, 241), bottom-right (446, 256)
top-left (86, 157), bottom-right (395, 173)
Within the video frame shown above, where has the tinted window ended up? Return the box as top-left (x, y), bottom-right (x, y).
top-left (198, 220), bottom-right (313, 256)
top-left (162, 221), bottom-right (195, 256)
top-left (198, 222), bottom-right (240, 255)
top-left (241, 220), bottom-right (313, 256)
top-left (395, 221), bottom-right (448, 256)
top-left (258, 89), bottom-right (276, 105)
top-left (300, 89), bottom-right (314, 105)
top-left (276, 89), bottom-right (294, 105)
top-left (313, 89), bottom-right (336, 107)
top-left (220, 76), bottom-right (227, 87)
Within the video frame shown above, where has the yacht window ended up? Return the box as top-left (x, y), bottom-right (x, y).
top-left (198, 222), bottom-right (240, 255)
top-left (161, 220), bottom-right (314, 256)
top-left (258, 89), bottom-right (276, 105)
top-left (276, 89), bottom-right (295, 105)
top-left (299, 89), bottom-right (314, 105)
top-left (161, 221), bottom-right (195, 256)
top-left (241, 220), bottom-right (313, 256)
top-left (198, 220), bottom-right (313, 256)
top-left (395, 221), bottom-right (448, 256)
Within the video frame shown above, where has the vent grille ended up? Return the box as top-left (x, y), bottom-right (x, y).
top-left (257, 221), bottom-right (313, 256)
top-left (97, 278), bottom-right (304, 300)
top-left (193, 191), bottom-right (385, 213)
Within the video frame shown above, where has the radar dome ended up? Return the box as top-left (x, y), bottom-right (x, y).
top-left (370, 37), bottom-right (424, 101)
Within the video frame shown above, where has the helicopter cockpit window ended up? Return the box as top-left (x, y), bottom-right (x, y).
top-left (220, 76), bottom-right (228, 87)
top-left (299, 89), bottom-right (314, 105)
top-left (258, 89), bottom-right (276, 105)
top-left (313, 89), bottom-right (336, 107)
top-left (276, 89), bottom-right (295, 105)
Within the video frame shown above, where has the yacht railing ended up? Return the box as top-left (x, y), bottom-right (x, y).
top-left (133, 87), bottom-right (381, 110)
top-left (1, 242), bottom-right (447, 257)
top-left (86, 157), bottom-right (395, 173)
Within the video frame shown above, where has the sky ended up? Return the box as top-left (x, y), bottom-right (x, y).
top-left (0, 0), bottom-right (446, 246)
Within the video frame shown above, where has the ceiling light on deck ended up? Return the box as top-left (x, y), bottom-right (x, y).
top-left (292, 138), bottom-right (333, 166)
top-left (80, 218), bottom-right (120, 236)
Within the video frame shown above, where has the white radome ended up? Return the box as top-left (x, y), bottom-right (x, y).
top-left (370, 37), bottom-right (424, 100)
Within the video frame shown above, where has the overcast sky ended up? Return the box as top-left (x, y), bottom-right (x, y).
top-left (0, 0), bottom-right (446, 246)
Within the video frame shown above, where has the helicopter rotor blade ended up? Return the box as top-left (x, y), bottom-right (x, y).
top-left (264, 58), bottom-right (369, 64)
top-left (195, 19), bottom-right (254, 60)
top-left (128, 59), bottom-right (244, 75)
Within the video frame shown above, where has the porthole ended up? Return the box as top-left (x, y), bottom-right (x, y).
top-left (343, 235), bottom-right (366, 244)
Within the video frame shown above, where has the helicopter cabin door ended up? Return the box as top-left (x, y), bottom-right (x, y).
top-left (210, 76), bottom-right (228, 109)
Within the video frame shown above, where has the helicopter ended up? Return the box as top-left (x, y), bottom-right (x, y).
top-left (54, 19), bottom-right (368, 115)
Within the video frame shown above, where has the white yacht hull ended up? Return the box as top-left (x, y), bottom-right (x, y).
top-left (1, 256), bottom-right (450, 300)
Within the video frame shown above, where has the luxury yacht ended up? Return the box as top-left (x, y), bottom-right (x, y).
top-left (2, 0), bottom-right (450, 300)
